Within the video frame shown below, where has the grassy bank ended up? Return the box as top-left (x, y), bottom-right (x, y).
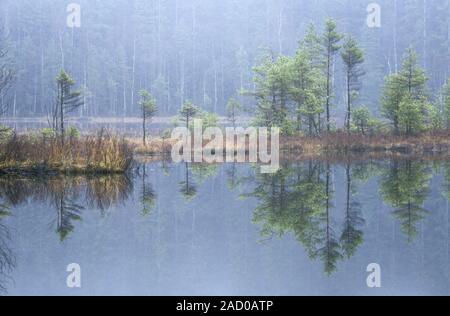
top-left (133, 130), bottom-right (450, 159)
top-left (0, 131), bottom-right (134, 175)
top-left (280, 131), bottom-right (450, 155)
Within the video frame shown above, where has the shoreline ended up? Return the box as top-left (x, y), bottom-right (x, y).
top-left (2, 131), bottom-right (450, 176)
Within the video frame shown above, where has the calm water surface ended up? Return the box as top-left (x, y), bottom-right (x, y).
top-left (1, 159), bottom-right (450, 296)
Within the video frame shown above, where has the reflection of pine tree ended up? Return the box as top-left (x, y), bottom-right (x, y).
top-left (140, 165), bottom-right (157, 216)
top-left (0, 204), bottom-right (15, 294)
top-left (179, 163), bottom-right (197, 201)
top-left (291, 162), bottom-right (326, 257)
top-left (312, 163), bottom-right (342, 275)
top-left (55, 193), bottom-right (83, 242)
top-left (226, 163), bottom-right (239, 190)
top-left (392, 204), bottom-right (428, 243)
top-left (191, 164), bottom-right (219, 185)
top-left (380, 160), bottom-right (431, 242)
top-left (49, 179), bottom-right (84, 242)
top-left (340, 165), bottom-right (364, 259)
top-left (442, 162), bottom-right (450, 201)
top-left (249, 166), bottom-right (292, 238)
top-left (245, 161), bottom-right (380, 275)
top-left (248, 162), bottom-right (345, 275)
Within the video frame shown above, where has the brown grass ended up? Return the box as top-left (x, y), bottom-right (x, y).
top-left (280, 131), bottom-right (450, 155)
top-left (133, 137), bottom-right (175, 156)
top-left (0, 130), bottom-right (134, 175)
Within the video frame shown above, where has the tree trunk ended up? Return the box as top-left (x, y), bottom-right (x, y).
top-left (131, 35), bottom-right (137, 111)
top-left (393, 0), bottom-right (399, 73)
top-left (326, 49), bottom-right (331, 132)
top-left (143, 110), bottom-right (146, 146)
top-left (60, 82), bottom-right (65, 146)
top-left (347, 70), bottom-right (351, 133)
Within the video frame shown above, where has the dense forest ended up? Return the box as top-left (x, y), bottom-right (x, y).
top-left (1, 0), bottom-right (450, 123)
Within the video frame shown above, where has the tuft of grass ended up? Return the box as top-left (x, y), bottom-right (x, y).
top-left (133, 137), bottom-right (174, 156)
top-left (0, 130), bottom-right (134, 175)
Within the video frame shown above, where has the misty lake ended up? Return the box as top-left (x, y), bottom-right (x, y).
top-left (0, 158), bottom-right (450, 296)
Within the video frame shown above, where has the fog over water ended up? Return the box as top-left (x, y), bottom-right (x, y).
top-left (0, 160), bottom-right (448, 295)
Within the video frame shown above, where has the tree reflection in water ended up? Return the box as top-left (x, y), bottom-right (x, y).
top-left (0, 174), bottom-right (133, 241)
top-left (340, 163), bottom-right (364, 259)
top-left (243, 161), bottom-right (345, 275)
top-left (139, 165), bottom-right (157, 216)
top-left (0, 157), bottom-right (441, 292)
top-left (379, 159), bottom-right (431, 242)
top-left (179, 162), bottom-right (198, 201)
top-left (0, 204), bottom-right (14, 294)
top-left (0, 173), bottom-right (135, 293)
top-left (242, 159), bottom-right (434, 275)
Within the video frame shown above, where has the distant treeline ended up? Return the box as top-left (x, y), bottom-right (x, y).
top-left (0, 0), bottom-right (449, 119)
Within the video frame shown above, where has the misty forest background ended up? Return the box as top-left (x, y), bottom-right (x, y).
top-left (0, 0), bottom-right (449, 124)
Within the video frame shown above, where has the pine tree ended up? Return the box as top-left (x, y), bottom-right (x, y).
top-left (398, 94), bottom-right (427, 135)
top-left (290, 47), bottom-right (325, 135)
top-left (321, 19), bottom-right (343, 132)
top-left (250, 54), bottom-right (293, 133)
top-left (302, 23), bottom-right (323, 67)
top-left (341, 36), bottom-right (365, 132)
top-left (397, 48), bottom-right (428, 97)
top-left (381, 74), bottom-right (403, 134)
top-left (300, 24), bottom-right (326, 132)
top-left (381, 48), bottom-right (429, 135)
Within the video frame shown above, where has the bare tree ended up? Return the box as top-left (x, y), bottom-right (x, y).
top-left (0, 26), bottom-right (14, 117)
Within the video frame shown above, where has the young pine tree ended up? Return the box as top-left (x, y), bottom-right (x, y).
top-left (381, 48), bottom-right (429, 135)
top-left (179, 100), bottom-right (199, 130)
top-left (138, 90), bottom-right (157, 146)
top-left (352, 107), bottom-right (371, 135)
top-left (55, 70), bottom-right (84, 144)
